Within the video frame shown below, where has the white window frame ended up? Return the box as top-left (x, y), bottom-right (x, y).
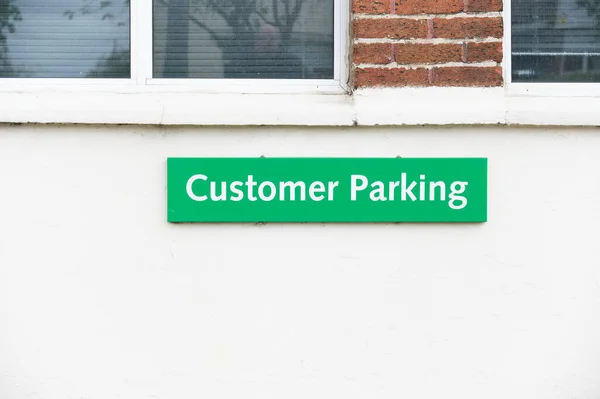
top-left (504, 0), bottom-right (600, 97)
top-left (0, 0), bottom-right (349, 95)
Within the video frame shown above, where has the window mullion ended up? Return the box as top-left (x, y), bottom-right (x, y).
top-left (335, 0), bottom-right (349, 88)
top-left (131, 0), bottom-right (153, 85)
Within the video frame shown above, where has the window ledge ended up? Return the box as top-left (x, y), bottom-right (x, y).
top-left (354, 88), bottom-right (600, 127)
top-left (2, 88), bottom-right (600, 127)
top-left (0, 92), bottom-right (355, 126)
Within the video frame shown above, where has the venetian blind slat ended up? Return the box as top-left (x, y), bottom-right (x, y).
top-left (512, 0), bottom-right (600, 82)
top-left (153, 0), bottom-right (334, 79)
top-left (0, 0), bottom-right (130, 78)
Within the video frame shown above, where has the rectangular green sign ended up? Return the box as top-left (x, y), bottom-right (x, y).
top-left (167, 158), bottom-right (487, 223)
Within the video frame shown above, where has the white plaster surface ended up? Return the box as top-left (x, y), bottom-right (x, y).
top-left (1, 125), bottom-right (599, 399)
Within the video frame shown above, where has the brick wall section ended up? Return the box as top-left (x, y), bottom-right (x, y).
top-left (352, 0), bottom-right (503, 88)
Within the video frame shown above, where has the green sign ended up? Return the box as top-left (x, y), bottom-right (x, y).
top-left (167, 158), bottom-right (487, 223)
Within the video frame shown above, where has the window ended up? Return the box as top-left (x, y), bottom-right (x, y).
top-left (512, 0), bottom-right (600, 82)
top-left (0, 0), bottom-right (130, 78)
top-left (153, 0), bottom-right (334, 79)
top-left (0, 0), bottom-right (343, 88)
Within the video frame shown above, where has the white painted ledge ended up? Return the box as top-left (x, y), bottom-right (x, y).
top-left (353, 88), bottom-right (506, 126)
top-left (2, 88), bottom-right (600, 127)
top-left (0, 92), bottom-right (354, 126)
top-left (506, 96), bottom-right (600, 126)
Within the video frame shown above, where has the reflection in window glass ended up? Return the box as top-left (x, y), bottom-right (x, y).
top-left (153, 0), bottom-right (334, 79)
top-left (0, 0), bottom-right (130, 78)
top-left (512, 0), bottom-right (600, 82)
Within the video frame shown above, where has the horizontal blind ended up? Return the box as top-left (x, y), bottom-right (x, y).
top-left (153, 0), bottom-right (334, 79)
top-left (512, 0), bottom-right (600, 82)
top-left (0, 0), bottom-right (130, 78)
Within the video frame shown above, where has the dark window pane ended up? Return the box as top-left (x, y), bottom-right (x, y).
top-left (153, 0), bottom-right (334, 79)
top-left (0, 0), bottom-right (130, 78)
top-left (512, 0), bottom-right (600, 82)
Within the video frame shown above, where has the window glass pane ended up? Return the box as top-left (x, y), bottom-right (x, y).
top-left (512, 0), bottom-right (600, 82)
top-left (0, 0), bottom-right (130, 78)
top-left (153, 0), bottom-right (334, 79)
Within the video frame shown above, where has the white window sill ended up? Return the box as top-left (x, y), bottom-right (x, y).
top-left (2, 87), bottom-right (600, 127)
top-left (355, 87), bottom-right (600, 127)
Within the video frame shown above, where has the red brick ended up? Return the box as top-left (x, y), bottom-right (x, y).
top-left (395, 43), bottom-right (463, 64)
top-left (354, 67), bottom-right (429, 87)
top-left (433, 17), bottom-right (503, 39)
top-left (353, 0), bottom-right (390, 14)
top-left (466, 42), bottom-right (503, 62)
top-left (353, 43), bottom-right (393, 64)
top-left (353, 18), bottom-right (428, 39)
top-left (432, 66), bottom-right (503, 86)
top-left (465, 0), bottom-right (503, 12)
top-left (394, 0), bottom-right (464, 15)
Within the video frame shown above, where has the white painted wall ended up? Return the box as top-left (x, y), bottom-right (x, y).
top-left (1, 125), bottom-right (599, 399)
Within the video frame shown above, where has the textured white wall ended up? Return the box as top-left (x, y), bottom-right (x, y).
top-left (1, 125), bottom-right (599, 399)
